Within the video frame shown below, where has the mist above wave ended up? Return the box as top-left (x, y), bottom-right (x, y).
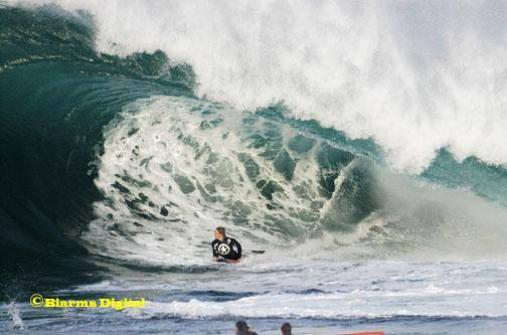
top-left (15, 0), bottom-right (507, 172)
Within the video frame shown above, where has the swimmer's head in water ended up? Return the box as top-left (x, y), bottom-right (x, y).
top-left (281, 322), bottom-right (292, 335)
top-left (236, 320), bottom-right (249, 334)
top-left (214, 226), bottom-right (226, 241)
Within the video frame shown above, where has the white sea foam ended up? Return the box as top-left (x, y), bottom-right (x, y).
top-left (80, 95), bottom-right (507, 266)
top-left (7, 301), bottom-right (24, 331)
top-left (65, 261), bottom-right (506, 321)
top-left (13, 0), bottom-right (507, 172)
top-left (123, 274), bottom-right (506, 319)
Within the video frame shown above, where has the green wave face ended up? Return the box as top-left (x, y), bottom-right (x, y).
top-left (0, 5), bottom-right (193, 290)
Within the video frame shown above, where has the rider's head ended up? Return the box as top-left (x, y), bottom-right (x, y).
top-left (214, 226), bottom-right (226, 241)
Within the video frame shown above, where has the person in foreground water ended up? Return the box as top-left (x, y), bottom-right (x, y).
top-left (235, 320), bottom-right (258, 335)
top-left (281, 322), bottom-right (292, 335)
top-left (211, 226), bottom-right (242, 263)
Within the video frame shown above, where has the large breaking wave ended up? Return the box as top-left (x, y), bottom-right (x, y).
top-left (1, 3), bottom-right (507, 296)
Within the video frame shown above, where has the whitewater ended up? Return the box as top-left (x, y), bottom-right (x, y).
top-left (1, 1), bottom-right (507, 334)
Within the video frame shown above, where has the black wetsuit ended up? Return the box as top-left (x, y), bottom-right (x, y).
top-left (212, 237), bottom-right (242, 260)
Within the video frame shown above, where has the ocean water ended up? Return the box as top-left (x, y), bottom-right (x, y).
top-left (1, 261), bottom-right (507, 334)
top-left (1, 2), bottom-right (507, 334)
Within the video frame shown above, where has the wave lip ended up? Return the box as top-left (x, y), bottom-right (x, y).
top-left (15, 0), bottom-right (507, 172)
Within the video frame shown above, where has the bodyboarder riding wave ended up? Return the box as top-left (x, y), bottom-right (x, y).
top-left (211, 226), bottom-right (242, 264)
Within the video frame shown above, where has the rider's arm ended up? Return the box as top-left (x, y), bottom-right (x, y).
top-left (236, 240), bottom-right (242, 259)
top-left (211, 241), bottom-right (219, 260)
